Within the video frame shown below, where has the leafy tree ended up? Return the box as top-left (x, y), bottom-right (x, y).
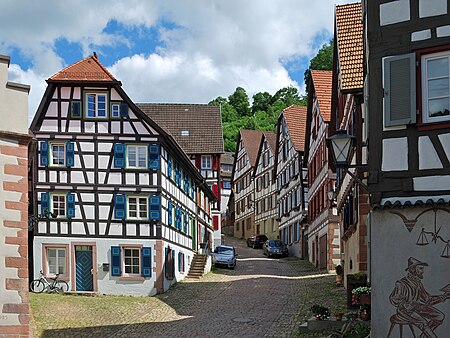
top-left (304, 39), bottom-right (334, 95)
top-left (252, 92), bottom-right (272, 114)
top-left (228, 87), bottom-right (251, 116)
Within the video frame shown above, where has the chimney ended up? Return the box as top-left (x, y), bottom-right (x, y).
top-left (93, 52), bottom-right (97, 59)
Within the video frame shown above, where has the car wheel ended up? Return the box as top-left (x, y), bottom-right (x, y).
top-left (252, 243), bottom-right (256, 249)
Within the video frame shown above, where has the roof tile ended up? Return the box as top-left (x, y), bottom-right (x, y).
top-left (336, 2), bottom-right (363, 90)
top-left (240, 130), bottom-right (264, 167)
top-left (311, 70), bottom-right (333, 122)
top-left (282, 105), bottom-right (308, 152)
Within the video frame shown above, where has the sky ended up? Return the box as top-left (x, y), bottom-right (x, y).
top-left (0, 0), bottom-right (351, 123)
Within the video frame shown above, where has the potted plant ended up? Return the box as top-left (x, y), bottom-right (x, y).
top-left (309, 304), bottom-right (330, 320)
top-left (346, 310), bottom-right (359, 321)
top-left (352, 286), bottom-right (371, 305)
top-left (332, 311), bottom-right (345, 321)
top-left (359, 305), bottom-right (370, 321)
top-left (335, 264), bottom-right (344, 286)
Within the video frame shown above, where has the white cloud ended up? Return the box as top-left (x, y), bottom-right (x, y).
top-left (0, 0), bottom-right (351, 122)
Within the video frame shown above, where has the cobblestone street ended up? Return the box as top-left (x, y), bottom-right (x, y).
top-left (32, 236), bottom-right (344, 338)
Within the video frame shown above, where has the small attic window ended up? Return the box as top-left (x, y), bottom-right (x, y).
top-left (181, 130), bottom-right (189, 136)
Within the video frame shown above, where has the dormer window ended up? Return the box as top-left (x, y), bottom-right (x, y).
top-left (181, 130), bottom-right (189, 136)
top-left (85, 92), bottom-right (107, 118)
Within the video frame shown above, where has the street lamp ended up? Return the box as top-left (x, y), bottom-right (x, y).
top-left (327, 129), bottom-right (369, 192)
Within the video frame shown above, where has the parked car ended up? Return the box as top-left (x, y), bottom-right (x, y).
top-left (212, 245), bottom-right (237, 269)
top-left (263, 239), bottom-right (288, 258)
top-left (246, 234), bottom-right (268, 249)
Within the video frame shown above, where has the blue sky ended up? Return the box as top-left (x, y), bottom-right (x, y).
top-left (0, 0), bottom-right (349, 123)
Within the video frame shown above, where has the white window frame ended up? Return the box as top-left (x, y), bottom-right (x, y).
top-left (51, 194), bottom-right (66, 218)
top-left (50, 143), bottom-right (65, 167)
top-left (127, 196), bottom-right (148, 220)
top-left (85, 92), bottom-right (108, 118)
top-left (46, 247), bottom-right (67, 275)
top-left (123, 247), bottom-right (141, 276)
top-left (201, 155), bottom-right (212, 170)
top-left (111, 103), bottom-right (120, 118)
top-left (422, 50), bottom-right (450, 124)
top-left (126, 145), bottom-right (148, 169)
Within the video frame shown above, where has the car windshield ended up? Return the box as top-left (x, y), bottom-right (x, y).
top-left (217, 247), bottom-right (234, 255)
top-left (268, 240), bottom-right (284, 247)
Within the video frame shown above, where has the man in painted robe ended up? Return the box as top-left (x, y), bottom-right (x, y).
top-left (389, 257), bottom-right (448, 337)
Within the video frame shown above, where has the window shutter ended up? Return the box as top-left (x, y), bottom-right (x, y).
top-left (167, 155), bottom-right (172, 177)
top-left (195, 156), bottom-right (201, 169)
top-left (114, 194), bottom-right (126, 219)
top-left (148, 144), bottom-right (160, 170)
top-left (113, 143), bottom-right (126, 168)
top-left (41, 192), bottom-right (50, 216)
top-left (212, 156), bottom-right (219, 170)
top-left (71, 101), bottom-right (81, 118)
top-left (66, 192), bottom-right (75, 219)
top-left (40, 141), bottom-right (49, 167)
top-left (168, 201), bottom-right (173, 225)
top-left (141, 247), bottom-right (152, 277)
top-left (66, 141), bottom-right (74, 167)
top-left (120, 103), bottom-right (129, 117)
top-left (383, 53), bottom-right (416, 127)
top-left (213, 215), bottom-right (219, 231)
top-left (191, 181), bottom-right (196, 199)
top-left (149, 195), bottom-right (161, 221)
top-left (184, 212), bottom-right (188, 233)
top-left (111, 246), bottom-right (121, 276)
top-left (180, 210), bottom-right (184, 232)
top-left (172, 250), bottom-right (176, 277)
top-left (178, 252), bottom-right (181, 272)
top-left (176, 207), bottom-right (181, 230)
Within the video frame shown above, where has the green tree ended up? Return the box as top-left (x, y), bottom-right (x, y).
top-left (228, 87), bottom-right (251, 116)
top-left (252, 92), bottom-right (272, 114)
top-left (304, 39), bottom-right (334, 95)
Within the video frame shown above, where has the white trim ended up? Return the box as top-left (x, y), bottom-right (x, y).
top-left (49, 142), bottom-right (66, 167)
top-left (126, 144), bottom-right (148, 169)
top-left (85, 92), bottom-right (108, 118)
top-left (127, 195), bottom-right (148, 220)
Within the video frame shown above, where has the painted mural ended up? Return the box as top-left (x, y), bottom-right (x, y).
top-left (371, 207), bottom-right (450, 337)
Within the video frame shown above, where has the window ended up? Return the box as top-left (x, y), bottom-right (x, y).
top-left (223, 181), bottom-right (231, 189)
top-left (85, 92), bottom-right (107, 118)
top-left (178, 252), bottom-right (185, 273)
top-left (111, 246), bottom-right (151, 278)
top-left (47, 247), bottom-right (66, 275)
top-left (124, 248), bottom-right (140, 275)
top-left (111, 103), bottom-right (120, 118)
top-left (127, 196), bottom-right (148, 220)
top-left (127, 145), bottom-right (147, 169)
top-left (422, 51), bottom-right (450, 123)
top-left (51, 144), bottom-right (65, 166)
top-left (52, 194), bottom-right (66, 217)
top-left (201, 155), bottom-right (212, 169)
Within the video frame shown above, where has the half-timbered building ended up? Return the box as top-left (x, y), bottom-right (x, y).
top-left (274, 106), bottom-right (308, 258)
top-left (365, 0), bottom-right (450, 335)
top-left (137, 104), bottom-right (224, 247)
top-left (330, 2), bottom-right (369, 286)
top-left (305, 71), bottom-right (340, 271)
top-left (29, 54), bottom-right (216, 296)
top-left (253, 132), bottom-right (278, 240)
top-left (232, 130), bottom-right (263, 239)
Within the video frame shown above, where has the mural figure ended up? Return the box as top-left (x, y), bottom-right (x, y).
top-left (388, 257), bottom-right (450, 337)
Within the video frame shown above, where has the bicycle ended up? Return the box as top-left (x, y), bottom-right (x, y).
top-left (30, 270), bottom-right (69, 293)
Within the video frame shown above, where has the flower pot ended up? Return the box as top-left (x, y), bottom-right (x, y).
top-left (360, 294), bottom-right (371, 305)
top-left (360, 311), bottom-right (370, 321)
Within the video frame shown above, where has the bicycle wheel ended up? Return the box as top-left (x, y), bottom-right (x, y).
top-left (55, 280), bottom-right (69, 293)
top-left (30, 280), bottom-right (45, 293)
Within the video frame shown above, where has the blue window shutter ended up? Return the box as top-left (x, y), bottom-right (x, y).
top-left (176, 207), bottom-right (181, 230)
top-left (149, 195), bottom-right (161, 221)
top-left (66, 193), bottom-right (75, 219)
top-left (191, 182), bottom-right (195, 199)
top-left (148, 144), bottom-right (160, 170)
top-left (178, 252), bottom-right (181, 272)
top-left (111, 246), bottom-right (121, 276)
top-left (41, 192), bottom-right (50, 216)
top-left (168, 155), bottom-right (172, 177)
top-left (66, 141), bottom-right (74, 167)
top-left (172, 250), bottom-right (176, 277)
top-left (40, 141), bottom-right (49, 167)
top-left (184, 212), bottom-right (188, 233)
top-left (71, 101), bottom-right (81, 118)
top-left (168, 201), bottom-right (172, 225)
top-left (141, 247), bottom-right (152, 277)
top-left (165, 247), bottom-right (169, 278)
top-left (113, 143), bottom-right (126, 168)
top-left (120, 103), bottom-right (129, 117)
top-left (185, 177), bottom-right (190, 194)
top-left (114, 194), bottom-right (126, 219)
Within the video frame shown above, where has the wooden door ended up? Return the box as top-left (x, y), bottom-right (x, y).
top-left (319, 234), bottom-right (327, 270)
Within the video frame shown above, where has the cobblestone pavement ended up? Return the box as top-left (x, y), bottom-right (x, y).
top-left (34, 236), bottom-right (344, 338)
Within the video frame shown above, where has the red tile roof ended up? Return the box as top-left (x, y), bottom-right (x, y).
top-left (49, 54), bottom-right (117, 82)
top-left (336, 2), bottom-right (363, 91)
top-left (264, 131), bottom-right (277, 154)
top-left (311, 70), bottom-right (333, 122)
top-left (282, 105), bottom-right (307, 152)
top-left (240, 130), bottom-right (264, 167)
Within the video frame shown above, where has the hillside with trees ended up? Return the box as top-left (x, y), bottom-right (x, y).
top-left (211, 40), bottom-right (333, 153)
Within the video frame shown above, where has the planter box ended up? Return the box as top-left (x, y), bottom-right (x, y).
top-left (347, 274), bottom-right (368, 308)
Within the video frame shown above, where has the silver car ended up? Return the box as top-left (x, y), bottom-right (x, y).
top-left (212, 245), bottom-right (237, 269)
top-left (263, 239), bottom-right (288, 258)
